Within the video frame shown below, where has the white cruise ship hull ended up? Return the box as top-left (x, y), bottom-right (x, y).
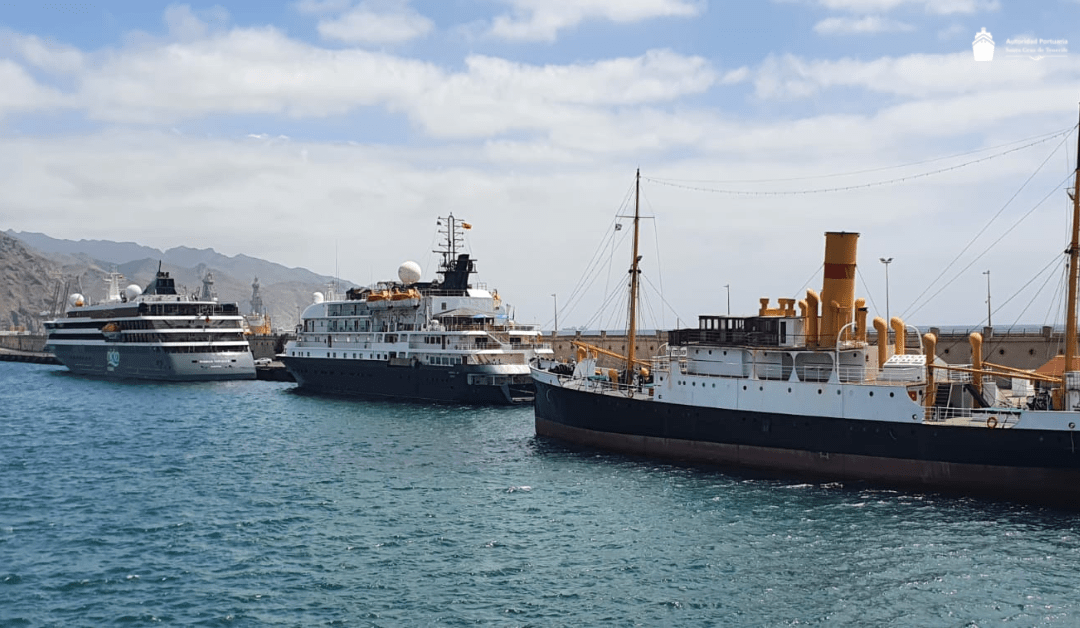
top-left (50, 342), bottom-right (255, 381)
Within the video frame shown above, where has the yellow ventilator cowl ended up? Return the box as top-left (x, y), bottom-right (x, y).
top-left (873, 316), bottom-right (888, 369)
top-left (970, 332), bottom-right (984, 396)
top-left (890, 317), bottom-right (906, 356)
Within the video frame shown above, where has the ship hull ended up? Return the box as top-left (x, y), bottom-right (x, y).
top-left (280, 355), bottom-right (534, 405)
top-left (50, 343), bottom-right (256, 381)
top-left (533, 376), bottom-right (1080, 507)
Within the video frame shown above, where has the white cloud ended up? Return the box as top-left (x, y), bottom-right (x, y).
top-left (68, 25), bottom-right (717, 144)
top-left (404, 50), bottom-right (716, 140)
top-left (7, 33), bottom-right (84, 74)
top-left (294, 0), bottom-right (353, 15)
top-left (813, 15), bottom-right (915, 34)
top-left (163, 4), bottom-right (230, 41)
top-left (315, 1), bottom-right (434, 45)
top-left (813, 0), bottom-right (999, 13)
top-left (78, 27), bottom-right (442, 123)
top-left (489, 0), bottom-right (702, 42)
top-left (2, 4), bottom-right (1076, 328)
top-left (753, 51), bottom-right (1080, 99)
top-left (937, 24), bottom-right (966, 40)
top-left (0, 60), bottom-right (68, 114)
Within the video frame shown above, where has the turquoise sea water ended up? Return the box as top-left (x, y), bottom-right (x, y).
top-left (2, 361), bottom-right (1079, 627)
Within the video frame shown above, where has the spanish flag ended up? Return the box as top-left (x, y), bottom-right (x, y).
top-left (462, 222), bottom-right (472, 229)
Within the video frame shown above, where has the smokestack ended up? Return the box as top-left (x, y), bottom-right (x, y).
top-left (819, 232), bottom-right (859, 348)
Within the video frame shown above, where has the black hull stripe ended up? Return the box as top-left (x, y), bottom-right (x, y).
top-left (281, 356), bottom-right (533, 405)
top-left (533, 379), bottom-right (1080, 507)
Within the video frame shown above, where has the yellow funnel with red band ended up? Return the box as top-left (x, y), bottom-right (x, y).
top-left (819, 232), bottom-right (859, 348)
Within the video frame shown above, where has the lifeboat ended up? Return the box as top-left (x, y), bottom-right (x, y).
top-left (366, 290), bottom-right (390, 309)
top-left (389, 288), bottom-right (421, 307)
top-left (101, 322), bottom-right (123, 341)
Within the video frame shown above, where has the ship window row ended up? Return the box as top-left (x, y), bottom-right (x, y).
top-left (429, 355), bottom-right (461, 366)
top-left (327, 303), bottom-right (376, 317)
top-left (290, 350), bottom-right (391, 360)
top-left (163, 345), bottom-right (249, 354)
top-left (306, 318), bottom-right (375, 333)
top-left (138, 302), bottom-right (240, 316)
top-left (49, 333), bottom-right (109, 341)
top-left (111, 333), bottom-right (247, 343)
top-left (49, 317), bottom-right (241, 330)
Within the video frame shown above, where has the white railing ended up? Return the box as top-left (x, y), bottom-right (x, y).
top-left (924, 406), bottom-right (1021, 426)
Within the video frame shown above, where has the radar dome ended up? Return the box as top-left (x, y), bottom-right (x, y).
top-left (124, 284), bottom-right (143, 301)
top-left (313, 292), bottom-right (325, 304)
top-left (398, 261), bottom-right (422, 285)
top-left (68, 293), bottom-right (84, 307)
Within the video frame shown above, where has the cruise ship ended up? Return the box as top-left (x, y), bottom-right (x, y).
top-left (44, 267), bottom-right (256, 380)
top-left (279, 215), bottom-right (552, 404)
top-left (532, 154), bottom-right (1080, 507)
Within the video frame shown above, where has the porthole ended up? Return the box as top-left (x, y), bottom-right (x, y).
top-left (743, 385), bottom-right (747, 390)
top-left (759, 386), bottom-right (764, 391)
top-left (787, 387), bottom-right (792, 393)
top-left (944, 348), bottom-right (950, 354)
top-left (869, 391), bottom-right (874, 397)
top-left (889, 392), bottom-right (895, 397)
top-left (999, 349), bottom-right (1006, 355)
top-left (818, 389), bottom-right (823, 394)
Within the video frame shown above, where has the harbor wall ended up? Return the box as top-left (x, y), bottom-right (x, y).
top-left (0, 333), bottom-right (47, 353)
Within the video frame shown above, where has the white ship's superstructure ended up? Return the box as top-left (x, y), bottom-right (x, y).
top-left (280, 215), bottom-right (552, 404)
top-left (45, 268), bottom-right (255, 381)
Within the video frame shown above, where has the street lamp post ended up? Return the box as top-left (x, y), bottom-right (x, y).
top-left (551, 293), bottom-right (558, 333)
top-left (879, 257), bottom-right (893, 323)
top-left (724, 284), bottom-right (730, 316)
top-left (983, 270), bottom-right (991, 327)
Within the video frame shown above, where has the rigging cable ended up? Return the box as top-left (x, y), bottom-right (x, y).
top-left (651, 126), bottom-right (1075, 185)
top-left (641, 126), bottom-right (1075, 196)
top-left (902, 127), bottom-right (1077, 318)
top-left (902, 170), bottom-right (1076, 321)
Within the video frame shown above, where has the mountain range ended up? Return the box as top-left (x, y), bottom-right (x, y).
top-left (2, 230), bottom-right (353, 334)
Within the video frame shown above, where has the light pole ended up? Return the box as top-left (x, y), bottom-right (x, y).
top-left (879, 257), bottom-right (893, 323)
top-left (724, 284), bottom-right (730, 315)
top-left (983, 270), bottom-right (991, 327)
top-left (551, 293), bottom-right (558, 333)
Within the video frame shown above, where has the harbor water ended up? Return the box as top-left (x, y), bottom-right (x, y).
top-left (2, 362), bottom-right (1078, 626)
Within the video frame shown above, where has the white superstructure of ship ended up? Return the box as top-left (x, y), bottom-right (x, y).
top-left (45, 265), bottom-right (255, 380)
top-left (280, 215), bottom-right (553, 404)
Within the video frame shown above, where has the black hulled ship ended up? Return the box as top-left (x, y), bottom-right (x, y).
top-left (532, 139), bottom-right (1080, 507)
top-left (280, 215), bottom-right (552, 404)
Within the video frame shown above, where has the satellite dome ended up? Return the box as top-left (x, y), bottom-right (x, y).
top-left (124, 284), bottom-right (143, 301)
top-left (68, 293), bottom-right (85, 307)
top-left (398, 260), bottom-right (422, 285)
top-left (313, 292), bottom-right (325, 304)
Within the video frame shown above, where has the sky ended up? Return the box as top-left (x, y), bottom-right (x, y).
top-left (2, 0), bottom-right (1080, 331)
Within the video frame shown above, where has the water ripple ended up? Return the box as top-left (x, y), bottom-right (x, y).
top-left (1, 363), bottom-right (1078, 626)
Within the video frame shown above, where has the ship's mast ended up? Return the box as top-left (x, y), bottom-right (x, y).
top-left (1065, 105), bottom-right (1080, 388)
top-left (435, 214), bottom-right (464, 271)
top-left (626, 169), bottom-right (642, 375)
